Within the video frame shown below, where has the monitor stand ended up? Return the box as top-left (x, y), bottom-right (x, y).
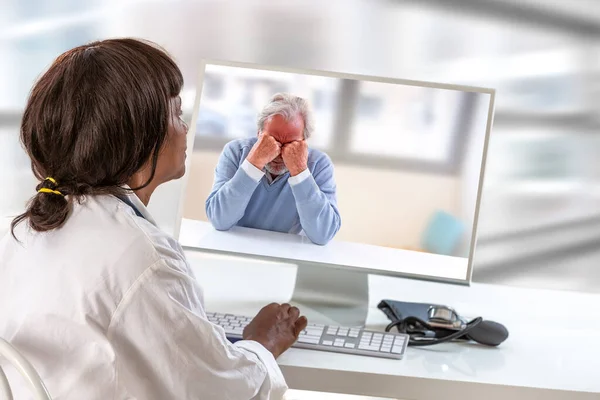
top-left (288, 262), bottom-right (369, 327)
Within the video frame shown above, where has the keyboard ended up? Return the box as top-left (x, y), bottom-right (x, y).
top-left (207, 311), bottom-right (409, 359)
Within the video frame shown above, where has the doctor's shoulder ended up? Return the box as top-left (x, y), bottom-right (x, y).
top-left (80, 195), bottom-right (188, 279)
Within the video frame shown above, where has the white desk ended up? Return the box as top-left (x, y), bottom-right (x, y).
top-left (179, 218), bottom-right (469, 282)
top-left (186, 250), bottom-right (600, 400)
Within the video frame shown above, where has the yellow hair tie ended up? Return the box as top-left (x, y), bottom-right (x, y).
top-left (38, 188), bottom-right (64, 196)
top-left (39, 177), bottom-right (63, 196)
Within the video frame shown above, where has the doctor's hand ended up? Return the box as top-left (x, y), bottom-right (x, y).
top-left (281, 140), bottom-right (308, 176)
top-left (243, 303), bottom-right (308, 359)
top-left (247, 134), bottom-right (282, 170)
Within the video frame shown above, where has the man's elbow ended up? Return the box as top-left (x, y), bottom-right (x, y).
top-left (205, 205), bottom-right (235, 232)
top-left (208, 217), bottom-right (235, 232)
top-left (309, 231), bottom-right (335, 246)
top-left (310, 237), bottom-right (331, 246)
top-left (309, 219), bottom-right (341, 246)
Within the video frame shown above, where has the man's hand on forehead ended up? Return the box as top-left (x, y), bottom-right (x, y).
top-left (247, 133), bottom-right (282, 170)
top-left (281, 139), bottom-right (308, 177)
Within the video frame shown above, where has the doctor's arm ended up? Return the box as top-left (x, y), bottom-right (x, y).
top-left (205, 143), bottom-right (263, 231)
top-left (107, 258), bottom-right (297, 400)
top-left (289, 158), bottom-right (341, 246)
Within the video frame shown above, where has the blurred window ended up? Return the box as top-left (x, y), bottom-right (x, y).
top-left (196, 65), bottom-right (338, 148)
top-left (194, 65), bottom-right (480, 170)
top-left (348, 81), bottom-right (467, 164)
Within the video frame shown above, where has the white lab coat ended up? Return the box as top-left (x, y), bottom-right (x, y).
top-left (0, 192), bottom-right (287, 399)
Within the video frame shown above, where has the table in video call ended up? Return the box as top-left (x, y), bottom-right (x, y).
top-left (178, 218), bottom-right (469, 281)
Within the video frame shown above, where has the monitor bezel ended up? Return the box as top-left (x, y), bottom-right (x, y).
top-left (173, 59), bottom-right (496, 286)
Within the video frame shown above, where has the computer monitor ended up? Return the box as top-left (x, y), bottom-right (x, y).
top-left (174, 60), bottom-right (495, 326)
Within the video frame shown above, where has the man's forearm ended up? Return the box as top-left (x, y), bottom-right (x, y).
top-left (289, 173), bottom-right (341, 245)
top-left (205, 164), bottom-right (262, 231)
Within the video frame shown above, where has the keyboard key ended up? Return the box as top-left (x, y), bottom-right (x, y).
top-left (373, 333), bottom-right (383, 340)
top-left (322, 340), bottom-right (333, 346)
top-left (391, 346), bottom-right (404, 354)
top-left (326, 326), bottom-right (338, 335)
top-left (380, 346), bottom-right (391, 352)
top-left (300, 335), bottom-right (322, 342)
top-left (306, 328), bottom-right (324, 336)
top-left (338, 328), bottom-right (349, 336)
top-left (344, 343), bottom-right (356, 349)
top-left (298, 337), bottom-right (320, 345)
top-left (348, 329), bottom-right (360, 338)
top-left (362, 332), bottom-right (372, 339)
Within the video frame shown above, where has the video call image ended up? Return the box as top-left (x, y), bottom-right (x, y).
top-left (180, 62), bottom-right (492, 271)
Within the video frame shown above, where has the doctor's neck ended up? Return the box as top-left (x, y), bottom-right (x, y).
top-left (127, 172), bottom-right (160, 206)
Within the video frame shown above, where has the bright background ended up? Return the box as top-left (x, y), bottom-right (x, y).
top-left (0, 1), bottom-right (599, 295)
top-left (183, 63), bottom-right (491, 258)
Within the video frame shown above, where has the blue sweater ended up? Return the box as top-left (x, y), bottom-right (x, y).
top-left (205, 137), bottom-right (341, 245)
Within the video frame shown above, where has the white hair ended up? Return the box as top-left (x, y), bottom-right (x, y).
top-left (256, 93), bottom-right (314, 139)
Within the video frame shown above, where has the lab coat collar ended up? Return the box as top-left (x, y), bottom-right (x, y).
top-left (119, 185), bottom-right (159, 227)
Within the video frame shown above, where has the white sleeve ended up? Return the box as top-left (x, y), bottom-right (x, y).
top-left (287, 168), bottom-right (311, 186)
top-left (241, 159), bottom-right (266, 182)
top-left (107, 258), bottom-right (287, 400)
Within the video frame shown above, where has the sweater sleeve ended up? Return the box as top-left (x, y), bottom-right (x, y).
top-left (205, 143), bottom-right (262, 231)
top-left (289, 155), bottom-right (341, 245)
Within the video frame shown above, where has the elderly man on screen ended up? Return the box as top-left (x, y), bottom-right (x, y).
top-left (205, 93), bottom-right (341, 245)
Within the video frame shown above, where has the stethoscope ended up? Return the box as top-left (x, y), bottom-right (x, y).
top-left (115, 195), bottom-right (146, 220)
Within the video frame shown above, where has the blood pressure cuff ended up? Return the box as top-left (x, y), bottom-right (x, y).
top-left (378, 299), bottom-right (461, 331)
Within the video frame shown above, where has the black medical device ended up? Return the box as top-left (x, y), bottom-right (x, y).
top-left (378, 300), bottom-right (509, 347)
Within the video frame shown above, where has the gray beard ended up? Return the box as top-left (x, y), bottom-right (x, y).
top-left (264, 162), bottom-right (289, 176)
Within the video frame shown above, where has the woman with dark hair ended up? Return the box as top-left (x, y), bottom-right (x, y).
top-left (0, 38), bottom-right (306, 399)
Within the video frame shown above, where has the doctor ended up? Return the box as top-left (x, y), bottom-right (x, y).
top-left (0, 38), bottom-right (306, 399)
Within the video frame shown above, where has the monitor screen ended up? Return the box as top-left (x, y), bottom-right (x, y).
top-left (176, 60), bottom-right (494, 284)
